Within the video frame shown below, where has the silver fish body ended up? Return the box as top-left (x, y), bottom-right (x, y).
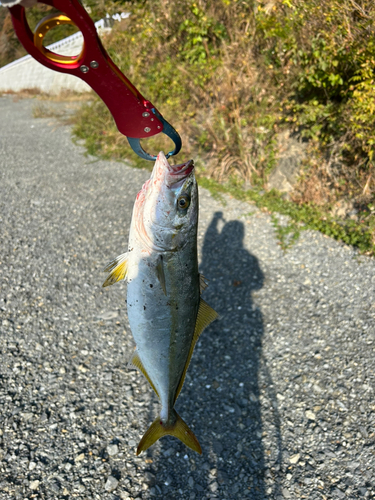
top-left (103, 152), bottom-right (217, 454)
top-left (127, 231), bottom-right (199, 422)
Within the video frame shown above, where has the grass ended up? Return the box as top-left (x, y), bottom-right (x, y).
top-left (1, 88), bottom-right (92, 102)
top-left (8, 91), bottom-right (94, 124)
top-left (32, 103), bottom-right (69, 119)
top-left (270, 214), bottom-right (302, 252)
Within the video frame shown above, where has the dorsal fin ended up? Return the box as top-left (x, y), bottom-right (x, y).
top-left (131, 352), bottom-right (159, 398)
top-left (102, 252), bottom-right (128, 287)
top-left (174, 299), bottom-right (218, 402)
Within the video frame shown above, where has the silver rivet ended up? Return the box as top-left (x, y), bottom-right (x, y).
top-left (157, 126), bottom-right (161, 129)
top-left (80, 65), bottom-right (89, 73)
top-left (144, 127), bottom-right (151, 133)
top-left (142, 112), bottom-right (150, 117)
top-left (150, 118), bottom-right (154, 121)
top-left (90, 61), bottom-right (99, 69)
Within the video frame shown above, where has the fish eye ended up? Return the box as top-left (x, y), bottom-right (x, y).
top-left (177, 195), bottom-right (190, 210)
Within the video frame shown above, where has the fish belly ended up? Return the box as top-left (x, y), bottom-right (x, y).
top-left (127, 246), bottom-right (199, 414)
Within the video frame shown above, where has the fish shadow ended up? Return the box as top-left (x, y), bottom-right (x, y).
top-left (142, 211), bottom-right (282, 499)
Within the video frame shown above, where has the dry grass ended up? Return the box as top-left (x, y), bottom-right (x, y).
top-left (32, 103), bottom-right (67, 119)
top-left (31, 94), bottom-right (93, 124)
top-left (1, 88), bottom-right (93, 101)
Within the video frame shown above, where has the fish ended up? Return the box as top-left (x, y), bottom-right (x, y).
top-left (103, 151), bottom-right (218, 455)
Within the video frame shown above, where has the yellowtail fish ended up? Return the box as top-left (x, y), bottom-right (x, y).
top-left (103, 152), bottom-right (218, 455)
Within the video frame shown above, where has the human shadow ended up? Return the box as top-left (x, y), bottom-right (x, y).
top-left (139, 211), bottom-right (283, 499)
top-left (195, 212), bottom-right (267, 498)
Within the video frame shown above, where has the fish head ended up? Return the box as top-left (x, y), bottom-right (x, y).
top-left (134, 152), bottom-right (198, 251)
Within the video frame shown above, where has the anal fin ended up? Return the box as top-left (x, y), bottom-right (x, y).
top-left (174, 298), bottom-right (218, 402)
top-left (131, 352), bottom-right (159, 398)
top-left (199, 273), bottom-right (208, 293)
top-left (102, 252), bottom-right (128, 288)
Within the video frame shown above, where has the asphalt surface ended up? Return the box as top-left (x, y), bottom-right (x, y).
top-left (0, 95), bottom-right (375, 500)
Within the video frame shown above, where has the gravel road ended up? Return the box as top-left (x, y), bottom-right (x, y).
top-left (1, 95), bottom-right (375, 500)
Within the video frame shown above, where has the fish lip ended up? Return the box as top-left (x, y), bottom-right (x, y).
top-left (169, 159), bottom-right (194, 176)
top-left (167, 160), bottom-right (195, 186)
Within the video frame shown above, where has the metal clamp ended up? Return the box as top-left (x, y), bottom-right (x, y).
top-left (8, 0), bottom-right (183, 161)
top-left (127, 109), bottom-right (182, 161)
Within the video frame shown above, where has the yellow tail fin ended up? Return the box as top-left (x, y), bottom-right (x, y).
top-left (136, 410), bottom-right (202, 455)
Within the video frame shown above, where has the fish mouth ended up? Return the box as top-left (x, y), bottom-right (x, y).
top-left (167, 159), bottom-right (195, 186)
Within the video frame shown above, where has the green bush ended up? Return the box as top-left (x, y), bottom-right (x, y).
top-left (255, 0), bottom-right (375, 195)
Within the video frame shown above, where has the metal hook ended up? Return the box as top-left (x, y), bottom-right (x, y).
top-left (127, 109), bottom-right (182, 161)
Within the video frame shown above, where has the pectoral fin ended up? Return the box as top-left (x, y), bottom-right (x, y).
top-left (156, 255), bottom-right (167, 295)
top-left (174, 299), bottom-right (218, 402)
top-left (102, 252), bottom-right (128, 287)
top-left (130, 352), bottom-right (159, 398)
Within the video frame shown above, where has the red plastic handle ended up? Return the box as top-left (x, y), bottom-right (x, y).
top-left (8, 0), bottom-right (163, 139)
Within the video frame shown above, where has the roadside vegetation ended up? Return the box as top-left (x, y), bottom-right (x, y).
top-left (1, 0), bottom-right (374, 254)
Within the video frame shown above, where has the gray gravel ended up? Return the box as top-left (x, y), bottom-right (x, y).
top-left (1, 95), bottom-right (375, 500)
